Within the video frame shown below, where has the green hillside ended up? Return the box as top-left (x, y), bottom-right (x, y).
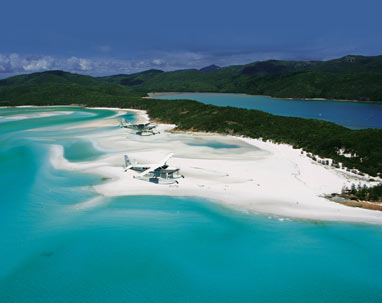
top-left (100, 55), bottom-right (382, 101)
top-left (0, 70), bottom-right (144, 106)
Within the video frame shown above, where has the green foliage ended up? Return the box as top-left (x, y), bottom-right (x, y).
top-left (342, 183), bottom-right (382, 202)
top-left (0, 70), bottom-right (144, 106)
top-left (100, 55), bottom-right (382, 102)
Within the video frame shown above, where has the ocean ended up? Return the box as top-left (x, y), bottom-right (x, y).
top-left (0, 106), bottom-right (381, 302)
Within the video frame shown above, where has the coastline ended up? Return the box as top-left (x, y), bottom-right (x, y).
top-left (48, 106), bottom-right (382, 224)
top-left (145, 92), bottom-right (382, 104)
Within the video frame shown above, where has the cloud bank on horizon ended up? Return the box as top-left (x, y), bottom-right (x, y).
top-left (0, 47), bottom-right (372, 78)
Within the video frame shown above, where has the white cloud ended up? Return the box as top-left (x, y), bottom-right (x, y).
top-left (152, 59), bottom-right (163, 65)
top-left (0, 48), bottom-right (361, 78)
top-left (66, 57), bottom-right (92, 71)
top-left (0, 52), bottom-right (210, 77)
top-left (23, 56), bottom-right (54, 71)
top-left (0, 54), bottom-right (98, 76)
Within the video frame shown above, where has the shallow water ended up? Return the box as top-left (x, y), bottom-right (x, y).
top-left (1, 107), bottom-right (382, 302)
top-left (63, 139), bottom-right (105, 162)
top-left (153, 93), bottom-right (382, 129)
top-left (186, 140), bottom-right (240, 149)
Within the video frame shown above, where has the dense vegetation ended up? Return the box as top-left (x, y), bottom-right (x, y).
top-left (342, 183), bottom-right (382, 202)
top-left (101, 55), bottom-right (382, 102)
top-left (0, 70), bottom-right (145, 107)
top-left (1, 59), bottom-right (382, 180)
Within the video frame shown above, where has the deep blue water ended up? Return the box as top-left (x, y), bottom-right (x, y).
top-left (153, 93), bottom-right (382, 129)
top-left (1, 107), bottom-right (382, 302)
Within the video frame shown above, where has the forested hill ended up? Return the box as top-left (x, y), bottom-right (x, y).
top-left (101, 55), bottom-right (382, 102)
top-left (0, 70), bottom-right (145, 106)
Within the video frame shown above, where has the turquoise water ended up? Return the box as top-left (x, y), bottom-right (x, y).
top-left (63, 139), bottom-right (105, 162)
top-left (186, 141), bottom-right (240, 149)
top-left (153, 93), bottom-right (382, 129)
top-left (1, 107), bottom-right (382, 302)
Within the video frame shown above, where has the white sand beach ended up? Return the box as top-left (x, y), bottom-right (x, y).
top-left (50, 108), bottom-right (382, 224)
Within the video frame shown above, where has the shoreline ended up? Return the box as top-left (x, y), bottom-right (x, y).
top-left (145, 92), bottom-right (382, 104)
top-left (3, 105), bottom-right (381, 224)
top-left (46, 106), bottom-right (382, 225)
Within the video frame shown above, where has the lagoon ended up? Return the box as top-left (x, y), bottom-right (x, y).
top-left (151, 92), bottom-right (382, 129)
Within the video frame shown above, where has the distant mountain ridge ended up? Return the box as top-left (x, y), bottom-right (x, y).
top-left (199, 64), bottom-right (220, 72)
top-left (100, 55), bottom-right (382, 102)
top-left (1, 55), bottom-right (382, 102)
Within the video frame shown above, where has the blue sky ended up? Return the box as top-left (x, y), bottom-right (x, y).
top-left (0, 0), bottom-right (381, 77)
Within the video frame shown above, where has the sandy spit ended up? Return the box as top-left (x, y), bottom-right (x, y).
top-left (44, 107), bottom-right (382, 224)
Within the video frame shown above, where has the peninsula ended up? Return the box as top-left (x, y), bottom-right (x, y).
top-left (45, 107), bottom-right (381, 224)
